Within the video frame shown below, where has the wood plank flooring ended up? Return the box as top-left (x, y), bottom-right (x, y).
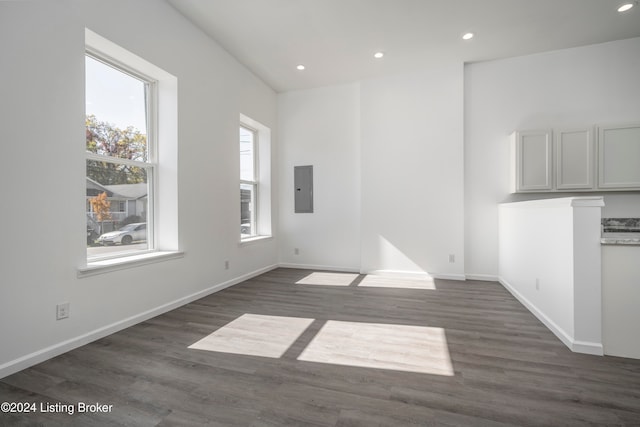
top-left (2, 268), bottom-right (640, 426)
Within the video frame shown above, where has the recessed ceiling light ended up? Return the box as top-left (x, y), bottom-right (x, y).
top-left (374, 52), bottom-right (384, 59)
top-left (618, 3), bottom-right (634, 12)
top-left (296, 65), bottom-right (305, 71)
top-left (462, 32), bottom-right (474, 40)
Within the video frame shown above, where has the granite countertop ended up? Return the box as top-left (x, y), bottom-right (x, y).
top-left (601, 218), bottom-right (640, 246)
top-left (601, 234), bottom-right (640, 246)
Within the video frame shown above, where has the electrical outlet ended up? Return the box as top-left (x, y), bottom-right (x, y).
top-left (224, 260), bottom-right (229, 270)
top-left (56, 303), bottom-right (70, 320)
top-left (535, 278), bottom-right (540, 290)
top-left (294, 248), bottom-right (299, 255)
top-left (449, 254), bottom-right (455, 263)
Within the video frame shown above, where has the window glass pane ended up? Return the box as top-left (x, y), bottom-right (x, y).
top-left (240, 126), bottom-right (255, 181)
top-left (85, 56), bottom-right (148, 161)
top-left (86, 161), bottom-right (149, 256)
top-left (241, 183), bottom-right (255, 238)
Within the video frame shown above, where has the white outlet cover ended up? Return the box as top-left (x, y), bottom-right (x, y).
top-left (56, 303), bottom-right (70, 320)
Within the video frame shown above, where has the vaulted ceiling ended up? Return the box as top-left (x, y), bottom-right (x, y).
top-left (168, 0), bottom-right (640, 92)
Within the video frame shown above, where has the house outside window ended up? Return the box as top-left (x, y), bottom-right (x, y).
top-left (85, 52), bottom-right (155, 257)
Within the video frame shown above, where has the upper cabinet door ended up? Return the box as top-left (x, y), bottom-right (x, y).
top-left (598, 124), bottom-right (640, 189)
top-left (556, 128), bottom-right (594, 190)
top-left (513, 130), bottom-right (553, 192)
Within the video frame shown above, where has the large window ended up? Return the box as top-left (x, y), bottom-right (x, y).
top-left (240, 125), bottom-right (258, 239)
top-left (85, 52), bottom-right (155, 259)
top-left (80, 29), bottom-right (179, 275)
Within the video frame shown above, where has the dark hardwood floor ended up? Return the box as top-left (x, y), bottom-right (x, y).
top-left (2, 268), bottom-right (640, 426)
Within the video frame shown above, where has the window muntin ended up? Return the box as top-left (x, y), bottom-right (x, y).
top-left (240, 125), bottom-right (258, 239)
top-left (85, 53), bottom-right (155, 259)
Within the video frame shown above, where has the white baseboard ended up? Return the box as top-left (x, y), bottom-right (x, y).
top-left (280, 265), bottom-right (483, 283)
top-left (431, 273), bottom-right (467, 281)
top-left (465, 274), bottom-right (499, 282)
top-left (361, 269), bottom-right (466, 281)
top-left (278, 262), bottom-right (360, 273)
top-left (572, 340), bottom-right (604, 356)
top-left (0, 264), bottom-right (278, 380)
top-left (362, 269), bottom-right (433, 280)
top-left (280, 265), bottom-right (468, 282)
top-left (498, 277), bottom-right (574, 350)
top-left (498, 276), bottom-right (603, 356)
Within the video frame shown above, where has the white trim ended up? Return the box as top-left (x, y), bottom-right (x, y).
top-left (361, 269), bottom-right (432, 280)
top-left (78, 250), bottom-right (184, 277)
top-left (500, 196), bottom-right (605, 209)
top-left (359, 269), bottom-right (466, 281)
top-left (281, 265), bottom-right (467, 281)
top-left (498, 276), bottom-right (574, 350)
top-left (278, 263), bottom-right (360, 273)
top-left (431, 273), bottom-right (466, 281)
top-left (85, 29), bottom-right (172, 82)
top-left (572, 340), bottom-right (604, 356)
top-left (465, 274), bottom-right (500, 282)
top-left (0, 264), bottom-right (278, 379)
top-left (570, 198), bottom-right (605, 207)
top-left (499, 276), bottom-right (603, 356)
top-left (239, 235), bottom-right (273, 246)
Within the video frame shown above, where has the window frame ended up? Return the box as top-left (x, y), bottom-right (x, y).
top-left (85, 49), bottom-right (158, 261)
top-left (240, 124), bottom-right (259, 240)
top-left (79, 28), bottom-right (181, 277)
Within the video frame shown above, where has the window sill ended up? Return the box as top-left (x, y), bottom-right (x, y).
top-left (239, 235), bottom-right (273, 246)
top-left (78, 250), bottom-right (184, 278)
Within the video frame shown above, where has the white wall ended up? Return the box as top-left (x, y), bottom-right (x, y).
top-left (498, 197), bottom-right (604, 355)
top-left (277, 65), bottom-right (465, 279)
top-left (499, 202), bottom-right (576, 342)
top-left (465, 37), bottom-right (640, 278)
top-left (0, 0), bottom-right (277, 377)
top-left (278, 84), bottom-right (361, 271)
top-left (360, 66), bottom-right (465, 278)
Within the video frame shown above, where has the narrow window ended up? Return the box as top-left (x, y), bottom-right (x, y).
top-left (239, 114), bottom-right (272, 242)
top-left (85, 53), bottom-right (155, 258)
top-left (240, 125), bottom-right (258, 239)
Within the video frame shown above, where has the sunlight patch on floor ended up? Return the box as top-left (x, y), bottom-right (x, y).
top-left (295, 272), bottom-right (360, 286)
top-left (298, 321), bottom-right (454, 376)
top-left (357, 275), bottom-right (436, 290)
top-left (188, 314), bottom-right (314, 358)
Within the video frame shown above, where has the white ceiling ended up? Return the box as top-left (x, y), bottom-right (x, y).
top-left (167, 0), bottom-right (640, 93)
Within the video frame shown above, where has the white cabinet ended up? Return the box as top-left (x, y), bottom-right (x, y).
top-left (598, 123), bottom-right (640, 189)
top-left (510, 130), bottom-right (552, 192)
top-left (556, 127), bottom-right (594, 190)
top-left (603, 245), bottom-right (640, 359)
top-left (510, 123), bottom-right (640, 193)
